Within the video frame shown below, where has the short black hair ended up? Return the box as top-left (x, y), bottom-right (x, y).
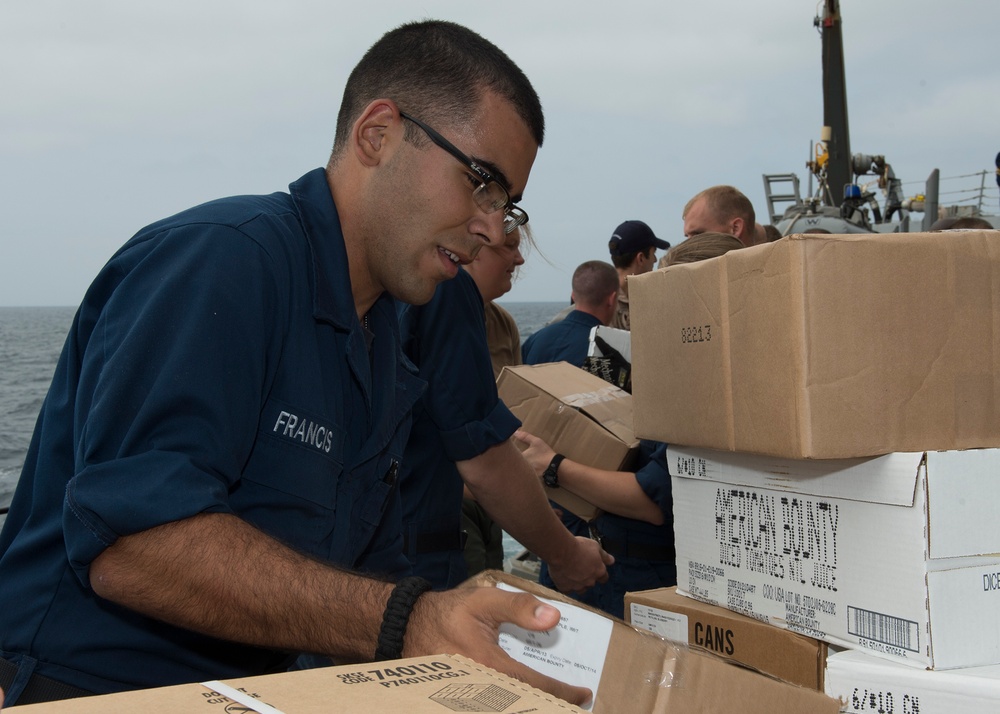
top-left (332, 20), bottom-right (543, 156)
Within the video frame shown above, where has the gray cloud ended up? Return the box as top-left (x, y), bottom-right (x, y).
top-left (2, 0), bottom-right (998, 305)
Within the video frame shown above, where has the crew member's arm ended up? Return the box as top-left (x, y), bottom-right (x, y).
top-left (513, 430), bottom-right (664, 525)
top-left (457, 439), bottom-right (614, 593)
top-left (90, 512), bottom-right (591, 706)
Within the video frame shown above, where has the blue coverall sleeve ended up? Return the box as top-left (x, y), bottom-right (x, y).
top-left (632, 440), bottom-right (673, 518)
top-left (398, 271), bottom-right (519, 462)
top-left (63, 224), bottom-right (283, 582)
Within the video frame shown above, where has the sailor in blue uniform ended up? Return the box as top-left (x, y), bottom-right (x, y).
top-left (0, 168), bottom-right (422, 696)
top-left (521, 309), bottom-right (602, 367)
top-left (515, 434), bottom-right (676, 620)
top-left (521, 260), bottom-right (619, 368)
top-left (398, 268), bottom-right (613, 591)
top-left (0, 20), bottom-right (598, 710)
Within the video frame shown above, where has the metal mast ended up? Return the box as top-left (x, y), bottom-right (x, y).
top-left (818, 0), bottom-right (852, 206)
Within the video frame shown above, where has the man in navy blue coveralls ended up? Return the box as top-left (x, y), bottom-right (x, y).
top-left (521, 260), bottom-right (620, 368)
top-left (0, 20), bottom-right (602, 709)
top-left (397, 267), bottom-right (612, 590)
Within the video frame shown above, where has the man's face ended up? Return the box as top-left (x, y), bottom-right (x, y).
top-left (683, 197), bottom-right (733, 239)
top-left (367, 92), bottom-right (537, 305)
top-left (637, 247), bottom-right (657, 274)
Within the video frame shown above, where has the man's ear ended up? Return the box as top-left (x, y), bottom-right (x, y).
top-left (352, 100), bottom-right (400, 167)
top-left (730, 217), bottom-right (746, 242)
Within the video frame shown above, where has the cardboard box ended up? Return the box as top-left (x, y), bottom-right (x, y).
top-left (7, 654), bottom-right (580, 713)
top-left (470, 570), bottom-right (841, 714)
top-left (826, 647), bottom-right (1000, 713)
top-left (498, 363), bottom-right (639, 520)
top-left (668, 445), bottom-right (1000, 669)
top-left (629, 231), bottom-right (1000, 459)
top-left (625, 586), bottom-right (827, 690)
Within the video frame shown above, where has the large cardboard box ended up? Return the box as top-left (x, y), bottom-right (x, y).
top-left (498, 363), bottom-right (639, 519)
top-left (625, 586), bottom-right (827, 691)
top-left (7, 654), bottom-right (579, 713)
top-left (826, 647), bottom-right (1000, 713)
top-left (470, 570), bottom-right (841, 714)
top-left (630, 231), bottom-right (1000, 459)
top-left (668, 445), bottom-right (1000, 669)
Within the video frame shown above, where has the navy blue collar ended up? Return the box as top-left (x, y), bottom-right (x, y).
top-left (565, 309), bottom-right (603, 327)
top-left (288, 168), bottom-right (395, 332)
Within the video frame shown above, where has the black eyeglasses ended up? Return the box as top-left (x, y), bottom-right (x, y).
top-left (400, 111), bottom-right (528, 235)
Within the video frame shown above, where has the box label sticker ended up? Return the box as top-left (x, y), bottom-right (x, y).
top-left (629, 603), bottom-right (687, 642)
top-left (496, 583), bottom-right (612, 711)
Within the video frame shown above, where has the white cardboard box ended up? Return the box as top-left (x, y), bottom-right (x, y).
top-left (668, 445), bottom-right (1000, 669)
top-left (826, 647), bottom-right (1000, 713)
top-left (587, 325), bottom-right (631, 363)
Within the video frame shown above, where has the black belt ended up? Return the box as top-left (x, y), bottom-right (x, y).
top-left (403, 528), bottom-right (468, 555)
top-left (0, 657), bottom-right (90, 706)
top-left (589, 523), bottom-right (674, 562)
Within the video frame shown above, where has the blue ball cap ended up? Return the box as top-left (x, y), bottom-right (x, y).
top-left (608, 220), bottom-right (670, 256)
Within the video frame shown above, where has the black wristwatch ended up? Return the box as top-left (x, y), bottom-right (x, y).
top-left (543, 453), bottom-right (565, 488)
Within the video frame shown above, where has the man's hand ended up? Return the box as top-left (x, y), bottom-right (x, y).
top-left (512, 430), bottom-right (614, 593)
top-left (544, 535), bottom-right (614, 594)
top-left (404, 586), bottom-right (592, 707)
top-left (512, 429), bottom-right (556, 476)
top-left (459, 439), bottom-right (612, 595)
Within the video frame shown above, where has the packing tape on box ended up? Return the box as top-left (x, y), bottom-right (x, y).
top-left (201, 680), bottom-right (286, 714)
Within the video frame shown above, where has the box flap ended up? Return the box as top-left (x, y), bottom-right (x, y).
top-left (826, 647), bottom-right (1000, 704)
top-left (926, 450), bottom-right (1000, 558)
top-left (666, 446), bottom-right (923, 507)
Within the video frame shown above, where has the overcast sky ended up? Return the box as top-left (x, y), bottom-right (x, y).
top-left (2, 0), bottom-right (998, 306)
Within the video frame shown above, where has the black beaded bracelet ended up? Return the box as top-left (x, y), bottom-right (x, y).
top-left (374, 576), bottom-right (433, 661)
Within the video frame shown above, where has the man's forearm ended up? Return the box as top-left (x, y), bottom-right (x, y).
top-left (556, 460), bottom-right (664, 524)
top-left (90, 512), bottom-right (391, 660)
top-left (88, 511), bottom-right (593, 706)
top-left (457, 440), bottom-right (579, 565)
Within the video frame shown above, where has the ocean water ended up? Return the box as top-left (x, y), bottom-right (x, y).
top-left (0, 307), bottom-right (76, 521)
top-left (0, 301), bottom-right (567, 531)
